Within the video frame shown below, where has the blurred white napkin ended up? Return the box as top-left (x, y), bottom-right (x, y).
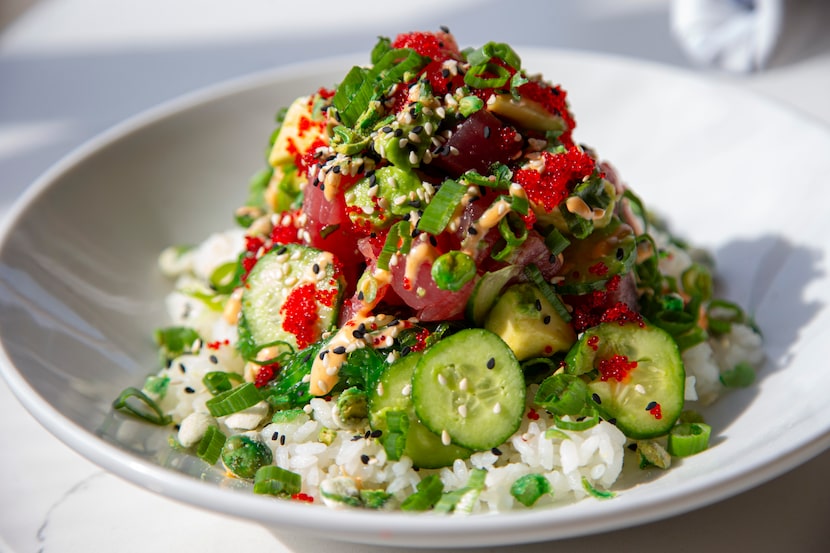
top-left (671, 0), bottom-right (784, 72)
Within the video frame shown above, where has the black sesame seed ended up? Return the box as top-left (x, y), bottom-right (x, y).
top-left (331, 165), bottom-right (341, 174)
top-left (184, 386), bottom-right (195, 394)
top-left (319, 183), bottom-right (325, 192)
top-left (549, 254), bottom-right (558, 264)
top-left (364, 430), bottom-right (372, 439)
top-left (333, 346), bottom-right (347, 355)
top-left (179, 362), bottom-right (187, 373)
top-left (429, 235), bottom-right (438, 247)
top-left (360, 454), bottom-right (370, 465)
top-left (272, 431), bottom-right (279, 441)
top-left (441, 68), bottom-right (451, 78)
top-left (387, 318), bottom-right (400, 327)
top-left (616, 247), bottom-right (625, 261)
top-left (352, 328), bottom-right (366, 340)
top-left (174, 424), bottom-right (181, 431)
top-left (371, 429), bottom-right (383, 438)
top-left (400, 345), bottom-right (412, 356)
top-left (313, 263), bottom-right (320, 274)
top-left (591, 393), bottom-right (602, 404)
top-left (534, 299), bottom-right (542, 311)
top-left (394, 128), bottom-right (403, 137)
top-left (280, 434), bottom-right (286, 446)
top-left (319, 349), bottom-right (328, 360)
top-left (412, 124), bottom-right (424, 134)
top-left (357, 290), bottom-right (365, 301)
top-left (275, 246), bottom-right (288, 255)
top-left (440, 25), bottom-right (450, 33)
top-left (627, 443), bottom-right (638, 452)
top-left (645, 401), bottom-right (658, 411)
top-left (382, 126), bottom-right (393, 134)
top-left (468, 226), bottom-right (478, 235)
top-left (608, 418), bottom-right (617, 425)
top-left (486, 357), bottom-right (496, 370)
top-left (209, 354), bottom-right (218, 364)
top-left (543, 315), bottom-right (552, 325)
top-left (351, 435), bottom-right (362, 441)
top-left (483, 126), bottom-right (491, 139)
top-left (491, 447), bottom-right (503, 456)
top-left (408, 199), bottom-right (422, 208)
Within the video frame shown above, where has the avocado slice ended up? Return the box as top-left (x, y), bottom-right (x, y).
top-left (484, 282), bottom-right (576, 360)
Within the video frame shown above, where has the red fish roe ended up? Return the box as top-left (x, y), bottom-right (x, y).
top-left (587, 335), bottom-right (600, 351)
top-left (254, 363), bottom-right (279, 388)
top-left (291, 492), bottom-right (314, 503)
top-left (588, 262), bottom-right (609, 276)
top-left (409, 327), bottom-right (431, 352)
top-left (391, 30), bottom-right (460, 62)
top-left (601, 302), bottom-right (644, 327)
top-left (514, 147), bottom-right (596, 213)
top-left (206, 339), bottom-right (230, 350)
top-left (280, 283), bottom-right (320, 349)
top-left (646, 401), bottom-right (663, 419)
top-left (597, 354), bottom-right (638, 382)
top-left (527, 408), bottom-right (540, 421)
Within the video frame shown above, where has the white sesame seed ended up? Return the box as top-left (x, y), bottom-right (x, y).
top-left (401, 383), bottom-right (412, 397)
top-left (408, 132), bottom-right (420, 143)
top-left (459, 378), bottom-right (468, 391)
top-left (438, 373), bottom-right (447, 386)
top-left (398, 138), bottom-right (409, 148)
top-left (408, 151), bottom-right (419, 165)
top-left (376, 383), bottom-right (384, 397)
top-left (436, 106), bottom-right (447, 118)
top-left (458, 405), bottom-right (468, 417)
top-left (284, 275), bottom-right (298, 287)
top-left (493, 402), bottom-right (502, 414)
top-left (441, 430), bottom-right (451, 446)
top-left (424, 122), bottom-right (434, 135)
top-left (449, 146), bottom-right (459, 156)
top-left (635, 384), bottom-right (646, 394)
top-left (422, 150), bottom-right (433, 164)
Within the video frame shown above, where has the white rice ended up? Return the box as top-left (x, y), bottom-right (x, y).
top-left (146, 227), bottom-right (765, 512)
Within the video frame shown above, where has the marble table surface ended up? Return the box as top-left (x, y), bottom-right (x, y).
top-left (2, 1), bottom-right (830, 551)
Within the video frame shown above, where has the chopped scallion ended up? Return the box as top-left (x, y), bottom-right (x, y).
top-left (524, 264), bottom-right (572, 322)
top-left (510, 473), bottom-right (551, 507)
top-left (206, 382), bottom-right (262, 417)
top-left (667, 422), bottom-right (712, 457)
top-left (253, 465), bottom-right (302, 496)
top-left (196, 425), bottom-right (226, 465)
top-left (113, 387), bottom-right (172, 426)
top-left (417, 179), bottom-right (466, 235)
top-left (400, 474), bottom-right (444, 511)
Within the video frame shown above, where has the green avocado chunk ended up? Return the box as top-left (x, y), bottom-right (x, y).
top-left (344, 166), bottom-right (427, 230)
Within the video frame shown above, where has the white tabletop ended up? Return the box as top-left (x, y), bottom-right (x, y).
top-left (2, 1), bottom-right (830, 551)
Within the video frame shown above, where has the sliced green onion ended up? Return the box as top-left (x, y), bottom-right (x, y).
top-left (465, 63), bottom-right (511, 89)
top-left (208, 261), bottom-right (239, 294)
top-left (466, 41), bottom-right (522, 70)
top-left (581, 476), bottom-right (615, 499)
top-left (417, 179), bottom-right (466, 235)
top-left (206, 382), bottom-right (262, 417)
top-left (381, 409), bottom-right (410, 461)
top-left (202, 371), bottom-right (243, 395)
top-left (400, 474), bottom-right (444, 512)
top-left (196, 426), bottom-right (226, 465)
top-left (554, 408), bottom-right (599, 431)
top-left (544, 427), bottom-right (570, 441)
top-left (377, 220), bottom-right (411, 271)
top-left (253, 465), bottom-right (302, 496)
top-left (707, 299), bottom-right (746, 335)
top-left (667, 422), bottom-right (712, 457)
top-left (460, 165), bottom-right (512, 190)
top-left (544, 227), bottom-right (570, 257)
top-left (558, 204), bottom-right (593, 239)
top-left (652, 308), bottom-right (697, 337)
top-left (271, 408), bottom-right (306, 423)
top-left (359, 489), bottom-right (393, 509)
top-left (622, 188), bottom-right (648, 232)
top-left (113, 387), bottom-right (172, 426)
top-left (431, 251), bottom-right (476, 291)
top-left (673, 326), bottom-right (707, 351)
top-left (681, 263), bottom-right (713, 301)
top-left (154, 326), bottom-right (202, 364)
top-left (524, 264), bottom-right (572, 322)
top-left (534, 373), bottom-right (589, 416)
top-left (720, 362), bottom-right (755, 388)
top-left (433, 468), bottom-right (486, 514)
top-left (319, 224), bottom-right (340, 240)
top-left (510, 473), bottom-right (551, 507)
top-left (505, 193), bottom-right (529, 216)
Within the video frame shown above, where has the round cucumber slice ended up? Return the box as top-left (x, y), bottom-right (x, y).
top-left (238, 244), bottom-right (343, 358)
top-left (412, 329), bottom-right (525, 451)
top-left (368, 353), bottom-right (470, 468)
top-left (565, 322), bottom-right (685, 439)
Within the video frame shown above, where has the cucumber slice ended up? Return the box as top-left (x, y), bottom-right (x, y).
top-left (238, 244), bottom-right (343, 358)
top-left (556, 217), bottom-right (636, 294)
top-left (464, 265), bottom-right (523, 325)
top-left (565, 322), bottom-right (685, 439)
top-left (368, 353), bottom-right (471, 468)
top-left (412, 329), bottom-right (525, 451)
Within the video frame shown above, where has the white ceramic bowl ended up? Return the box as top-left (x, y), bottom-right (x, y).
top-left (2, 49), bottom-right (830, 548)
